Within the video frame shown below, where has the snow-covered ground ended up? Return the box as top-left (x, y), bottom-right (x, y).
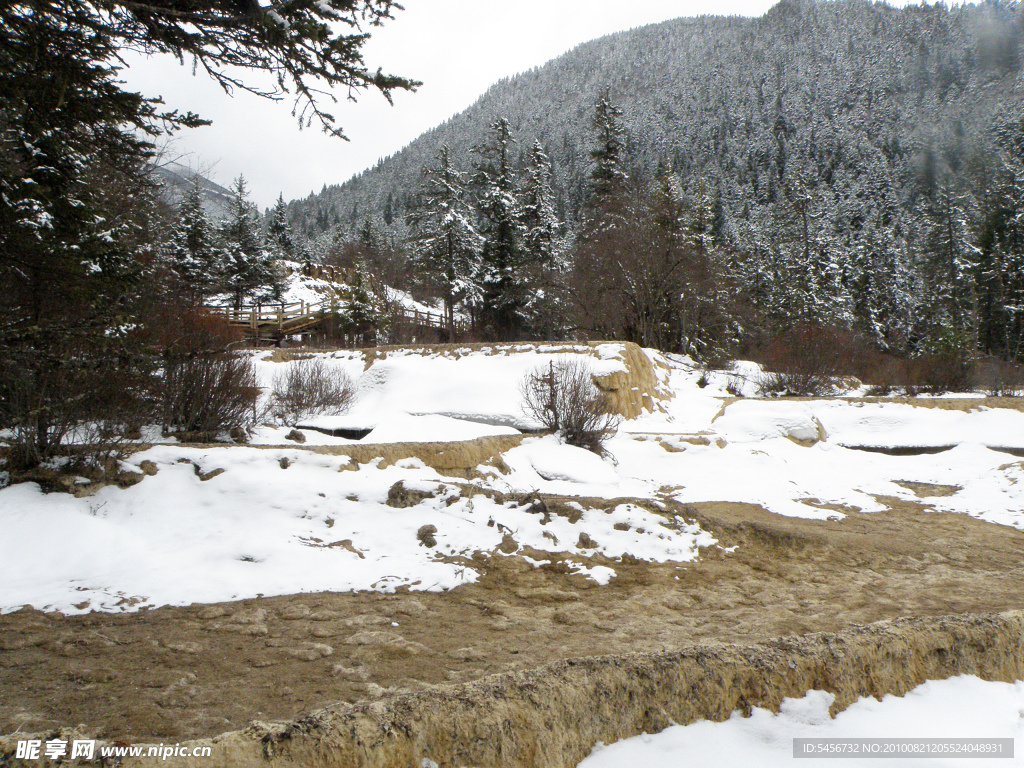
top-left (3, 346), bottom-right (1024, 614)
top-left (249, 343), bottom-right (631, 438)
top-left (5, 345), bottom-right (1024, 762)
top-left (578, 675), bottom-right (1024, 768)
top-left (0, 443), bottom-right (716, 612)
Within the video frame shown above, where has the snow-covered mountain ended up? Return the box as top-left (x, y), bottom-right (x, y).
top-left (151, 161), bottom-right (235, 221)
top-left (280, 0), bottom-right (1024, 356)
top-left (289, 0), bottom-right (1022, 241)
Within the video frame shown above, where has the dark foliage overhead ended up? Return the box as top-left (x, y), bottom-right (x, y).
top-left (0, 0), bottom-right (414, 467)
top-left (0, 0), bottom-right (418, 137)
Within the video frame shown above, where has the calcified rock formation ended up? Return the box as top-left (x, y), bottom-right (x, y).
top-left (31, 610), bottom-right (1019, 768)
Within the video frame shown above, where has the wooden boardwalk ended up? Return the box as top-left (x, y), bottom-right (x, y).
top-left (206, 298), bottom-right (460, 339)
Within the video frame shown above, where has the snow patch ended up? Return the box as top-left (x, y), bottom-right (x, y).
top-left (578, 676), bottom-right (1024, 767)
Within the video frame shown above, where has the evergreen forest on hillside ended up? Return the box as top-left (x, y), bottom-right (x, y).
top-left (279, 0), bottom-right (1024, 373)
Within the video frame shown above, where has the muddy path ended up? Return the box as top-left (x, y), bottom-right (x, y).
top-left (2, 490), bottom-right (1023, 741)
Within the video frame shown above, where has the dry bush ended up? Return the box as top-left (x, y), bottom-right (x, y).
top-left (901, 329), bottom-right (975, 395)
top-left (149, 302), bottom-right (244, 355)
top-left (725, 376), bottom-right (746, 397)
top-left (857, 348), bottom-right (976, 397)
top-left (898, 354), bottom-right (973, 395)
top-left (756, 323), bottom-right (877, 397)
top-left (70, 371), bottom-right (151, 473)
top-left (0, 341), bottom-right (149, 472)
top-left (859, 353), bottom-right (907, 395)
top-left (520, 357), bottom-right (620, 454)
top-left (973, 357), bottom-right (1024, 397)
top-left (0, 355), bottom-right (97, 471)
top-left (863, 382), bottom-right (896, 396)
top-left (153, 307), bottom-right (259, 438)
top-left (271, 358), bottom-right (356, 426)
top-left (158, 354), bottom-right (259, 438)
top-left (756, 370), bottom-right (828, 397)
top-left (756, 324), bottom-right (840, 396)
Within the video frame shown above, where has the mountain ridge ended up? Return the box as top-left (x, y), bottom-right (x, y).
top-left (285, 0), bottom-right (1022, 247)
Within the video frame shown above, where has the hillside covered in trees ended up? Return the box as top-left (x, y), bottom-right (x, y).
top-left (286, 0), bottom-right (1024, 364)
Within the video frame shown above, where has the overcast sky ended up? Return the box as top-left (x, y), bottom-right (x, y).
top-left (122, 0), bottom-right (908, 208)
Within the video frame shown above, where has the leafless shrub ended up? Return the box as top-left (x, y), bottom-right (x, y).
top-left (725, 375), bottom-right (746, 397)
top-left (71, 395), bottom-right (150, 473)
top-left (864, 383), bottom-right (896, 397)
top-left (158, 353), bottom-right (260, 437)
top-left (754, 323), bottom-right (874, 396)
top-left (860, 353), bottom-right (905, 395)
top-left (520, 357), bottom-right (620, 454)
top-left (149, 306), bottom-right (260, 438)
top-left (901, 353), bottom-right (973, 395)
top-left (0, 355), bottom-right (86, 470)
top-left (756, 370), bottom-right (836, 397)
top-left (856, 347), bottom-right (975, 397)
top-left (0, 342), bottom-right (148, 472)
top-left (973, 357), bottom-right (1024, 397)
top-left (271, 357), bottom-right (356, 426)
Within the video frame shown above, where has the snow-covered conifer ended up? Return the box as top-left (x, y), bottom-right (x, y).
top-left (218, 175), bottom-right (282, 308)
top-left (164, 177), bottom-right (220, 300)
top-left (407, 145), bottom-right (483, 337)
top-left (342, 259), bottom-right (392, 344)
top-left (589, 91), bottom-right (628, 202)
top-left (518, 140), bottom-right (567, 336)
top-left (266, 193), bottom-right (296, 260)
top-left (521, 140), bottom-right (562, 270)
top-left (472, 118), bottom-right (530, 339)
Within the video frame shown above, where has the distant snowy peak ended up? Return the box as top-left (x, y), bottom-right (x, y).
top-left (151, 162), bottom-right (235, 221)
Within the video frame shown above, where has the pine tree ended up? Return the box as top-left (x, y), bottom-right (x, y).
top-left (589, 91), bottom-right (628, 202)
top-left (472, 118), bottom-right (528, 340)
top-left (521, 140), bottom-right (561, 271)
top-left (218, 175), bottom-right (280, 309)
top-left (266, 193), bottom-right (296, 261)
top-left (357, 216), bottom-right (382, 255)
top-left (974, 113), bottom-right (1024, 359)
top-left (683, 176), bottom-right (717, 257)
top-left (570, 93), bottom-right (632, 340)
top-left (916, 180), bottom-right (977, 353)
top-left (519, 140), bottom-right (565, 336)
top-left (407, 145), bottom-right (483, 337)
top-left (769, 165), bottom-right (848, 326)
top-left (851, 223), bottom-right (917, 353)
top-left (342, 260), bottom-right (392, 343)
top-left (623, 171), bottom-right (686, 351)
top-left (164, 177), bottom-right (221, 301)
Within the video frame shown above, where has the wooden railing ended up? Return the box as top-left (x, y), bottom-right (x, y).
top-left (405, 307), bottom-right (456, 330)
top-left (207, 300), bottom-right (325, 333)
top-left (206, 299), bottom-right (464, 335)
